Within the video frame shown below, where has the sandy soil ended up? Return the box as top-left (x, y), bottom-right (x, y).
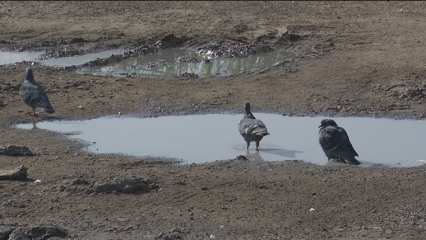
top-left (0, 1), bottom-right (425, 239)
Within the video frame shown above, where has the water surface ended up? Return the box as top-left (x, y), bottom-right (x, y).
top-left (15, 113), bottom-right (426, 167)
top-left (0, 49), bottom-right (125, 67)
top-left (78, 48), bottom-right (290, 78)
top-left (0, 50), bottom-right (44, 65)
top-left (41, 49), bottom-right (126, 67)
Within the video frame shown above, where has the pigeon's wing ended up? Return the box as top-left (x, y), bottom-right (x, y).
top-left (239, 117), bottom-right (251, 135)
top-left (20, 81), bottom-right (42, 106)
top-left (239, 117), bottom-right (268, 136)
top-left (320, 126), bottom-right (359, 164)
top-left (319, 127), bottom-right (340, 156)
top-left (20, 81), bottom-right (54, 113)
top-left (338, 127), bottom-right (358, 157)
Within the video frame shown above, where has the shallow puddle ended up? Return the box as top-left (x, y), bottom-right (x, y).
top-left (2, 47), bottom-right (290, 78)
top-left (0, 49), bottom-right (126, 67)
top-left (40, 49), bottom-right (126, 67)
top-left (78, 47), bottom-right (290, 78)
top-left (15, 113), bottom-right (426, 167)
top-left (0, 50), bottom-right (44, 65)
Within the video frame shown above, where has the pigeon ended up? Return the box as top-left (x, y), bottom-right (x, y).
top-left (238, 102), bottom-right (269, 151)
top-left (20, 68), bottom-right (55, 117)
top-left (318, 119), bottom-right (360, 165)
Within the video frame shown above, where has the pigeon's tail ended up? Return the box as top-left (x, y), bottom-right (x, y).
top-left (38, 93), bottom-right (55, 114)
top-left (341, 152), bottom-right (361, 165)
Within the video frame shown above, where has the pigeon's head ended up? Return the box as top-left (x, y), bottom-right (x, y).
top-left (245, 102), bottom-right (251, 113)
top-left (25, 67), bottom-right (35, 83)
top-left (319, 119), bottom-right (338, 128)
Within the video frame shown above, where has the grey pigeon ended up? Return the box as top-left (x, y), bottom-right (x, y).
top-left (318, 119), bottom-right (360, 165)
top-left (239, 103), bottom-right (269, 151)
top-left (19, 68), bottom-right (55, 116)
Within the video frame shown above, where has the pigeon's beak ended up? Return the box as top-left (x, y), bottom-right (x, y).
top-left (318, 124), bottom-right (323, 128)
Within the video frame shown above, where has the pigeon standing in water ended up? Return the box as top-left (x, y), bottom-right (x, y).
top-left (318, 119), bottom-right (360, 165)
top-left (20, 68), bottom-right (55, 118)
top-left (239, 103), bottom-right (269, 151)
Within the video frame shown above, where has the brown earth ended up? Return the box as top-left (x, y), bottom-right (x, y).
top-left (0, 1), bottom-right (425, 239)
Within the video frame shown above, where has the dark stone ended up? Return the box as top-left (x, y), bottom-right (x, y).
top-left (155, 228), bottom-right (189, 240)
top-left (0, 145), bottom-right (33, 156)
top-left (94, 176), bottom-right (158, 194)
top-left (69, 37), bottom-right (86, 44)
top-left (155, 34), bottom-right (186, 48)
top-left (176, 56), bottom-right (201, 63)
top-left (70, 178), bottom-right (90, 186)
top-left (179, 72), bottom-right (199, 80)
top-left (233, 23), bottom-right (249, 34)
top-left (8, 225), bottom-right (67, 240)
top-left (0, 165), bottom-right (28, 181)
top-left (0, 225), bottom-right (15, 240)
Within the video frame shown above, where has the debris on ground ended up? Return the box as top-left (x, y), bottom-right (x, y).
top-left (0, 165), bottom-right (28, 181)
top-left (6, 225), bottom-right (67, 240)
top-left (93, 176), bottom-right (159, 194)
top-left (155, 228), bottom-right (189, 240)
top-left (0, 145), bottom-right (33, 156)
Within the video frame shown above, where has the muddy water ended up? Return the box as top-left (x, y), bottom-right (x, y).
top-left (0, 50), bottom-right (44, 65)
top-left (15, 113), bottom-right (426, 167)
top-left (78, 48), bottom-right (290, 78)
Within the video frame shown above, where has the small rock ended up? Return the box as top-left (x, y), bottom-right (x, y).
top-left (309, 208), bottom-right (316, 212)
top-left (0, 225), bottom-right (15, 240)
top-left (0, 145), bottom-right (33, 156)
top-left (236, 155), bottom-right (248, 161)
top-left (34, 179), bottom-right (41, 184)
top-left (70, 178), bottom-right (89, 186)
top-left (77, 105), bottom-right (84, 110)
top-left (8, 225), bottom-right (67, 240)
top-left (94, 176), bottom-right (158, 194)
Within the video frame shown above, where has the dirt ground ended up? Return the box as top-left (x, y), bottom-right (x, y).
top-left (0, 1), bottom-right (425, 239)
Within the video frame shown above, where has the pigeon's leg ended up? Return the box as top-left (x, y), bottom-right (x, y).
top-left (246, 140), bottom-right (250, 151)
top-left (31, 119), bottom-right (38, 130)
top-left (34, 110), bottom-right (40, 118)
top-left (255, 141), bottom-right (260, 151)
